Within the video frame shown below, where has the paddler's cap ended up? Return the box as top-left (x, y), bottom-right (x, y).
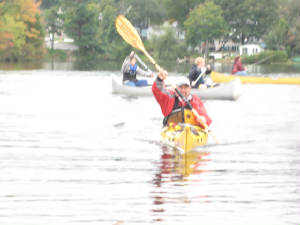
top-left (176, 76), bottom-right (190, 87)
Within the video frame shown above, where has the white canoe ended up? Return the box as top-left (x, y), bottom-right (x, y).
top-left (111, 75), bottom-right (242, 100)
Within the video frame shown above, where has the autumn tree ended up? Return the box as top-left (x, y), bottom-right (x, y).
top-left (0, 0), bottom-right (45, 61)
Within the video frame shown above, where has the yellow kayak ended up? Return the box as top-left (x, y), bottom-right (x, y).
top-left (161, 123), bottom-right (208, 152)
top-left (211, 71), bottom-right (300, 85)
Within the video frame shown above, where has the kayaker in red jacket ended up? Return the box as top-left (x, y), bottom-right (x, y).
top-left (232, 56), bottom-right (248, 75)
top-left (152, 70), bottom-right (212, 128)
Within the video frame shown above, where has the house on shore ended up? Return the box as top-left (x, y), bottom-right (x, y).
top-left (239, 43), bottom-right (264, 56)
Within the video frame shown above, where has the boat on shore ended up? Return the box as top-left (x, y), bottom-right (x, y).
top-left (161, 123), bottom-right (208, 153)
top-left (211, 71), bottom-right (300, 85)
top-left (111, 75), bottom-right (242, 100)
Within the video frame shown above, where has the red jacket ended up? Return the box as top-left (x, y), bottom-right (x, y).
top-left (152, 78), bottom-right (212, 127)
top-left (232, 60), bottom-right (245, 74)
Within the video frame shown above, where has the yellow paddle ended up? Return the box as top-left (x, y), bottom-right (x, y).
top-left (115, 15), bottom-right (161, 71)
top-left (115, 15), bottom-right (219, 144)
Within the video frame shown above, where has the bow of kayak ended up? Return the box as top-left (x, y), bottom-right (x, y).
top-left (161, 123), bottom-right (208, 153)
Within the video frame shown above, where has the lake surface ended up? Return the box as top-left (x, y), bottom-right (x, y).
top-left (0, 66), bottom-right (299, 225)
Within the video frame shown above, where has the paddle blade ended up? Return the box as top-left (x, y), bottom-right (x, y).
top-left (115, 15), bottom-right (145, 52)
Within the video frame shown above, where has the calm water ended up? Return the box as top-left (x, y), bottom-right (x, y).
top-left (0, 68), bottom-right (299, 225)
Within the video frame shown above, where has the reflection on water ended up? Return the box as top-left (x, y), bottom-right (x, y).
top-left (154, 146), bottom-right (211, 182)
top-left (151, 146), bottom-right (211, 222)
top-left (0, 61), bottom-right (45, 71)
top-left (0, 60), bottom-right (299, 75)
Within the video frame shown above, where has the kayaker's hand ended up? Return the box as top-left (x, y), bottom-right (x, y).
top-left (197, 116), bottom-right (207, 126)
top-left (158, 69), bottom-right (168, 80)
top-left (207, 64), bottom-right (211, 70)
top-left (192, 81), bottom-right (197, 87)
top-left (130, 51), bottom-right (135, 57)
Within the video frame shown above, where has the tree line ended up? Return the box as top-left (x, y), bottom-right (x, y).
top-left (0, 0), bottom-right (299, 62)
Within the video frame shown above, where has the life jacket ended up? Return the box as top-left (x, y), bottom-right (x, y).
top-left (190, 67), bottom-right (208, 88)
top-left (123, 64), bottom-right (137, 82)
top-left (163, 97), bottom-right (198, 126)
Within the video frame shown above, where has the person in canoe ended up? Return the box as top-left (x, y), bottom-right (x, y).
top-left (121, 51), bottom-right (153, 86)
top-left (152, 70), bottom-right (212, 128)
top-left (188, 57), bottom-right (212, 88)
top-left (232, 56), bottom-right (248, 75)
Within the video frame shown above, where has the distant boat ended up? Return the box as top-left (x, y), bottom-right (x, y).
top-left (211, 71), bottom-right (300, 85)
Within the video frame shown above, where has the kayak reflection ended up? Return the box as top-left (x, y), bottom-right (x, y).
top-left (151, 145), bottom-right (211, 222)
top-left (154, 145), bottom-right (211, 183)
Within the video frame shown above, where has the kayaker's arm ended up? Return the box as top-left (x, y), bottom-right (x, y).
top-left (121, 56), bottom-right (130, 74)
top-left (152, 71), bottom-right (175, 117)
top-left (136, 66), bottom-right (152, 78)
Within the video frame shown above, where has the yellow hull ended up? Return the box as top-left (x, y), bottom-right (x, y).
top-left (211, 71), bottom-right (300, 85)
top-left (161, 123), bottom-right (208, 152)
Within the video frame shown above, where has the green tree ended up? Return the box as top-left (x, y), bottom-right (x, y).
top-left (63, 1), bottom-right (102, 55)
top-left (101, 0), bottom-right (135, 60)
top-left (264, 18), bottom-right (288, 50)
top-left (162, 0), bottom-right (204, 28)
top-left (41, 0), bottom-right (61, 9)
top-left (44, 6), bottom-right (64, 50)
top-left (279, 0), bottom-right (299, 56)
top-left (149, 26), bottom-right (187, 60)
top-left (120, 0), bottom-right (165, 33)
top-left (98, 0), bottom-right (118, 46)
top-left (216, 0), bottom-right (278, 44)
top-left (264, 0), bottom-right (300, 56)
top-left (184, 0), bottom-right (228, 59)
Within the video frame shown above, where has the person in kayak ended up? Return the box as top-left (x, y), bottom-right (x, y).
top-left (188, 57), bottom-right (212, 88)
top-left (232, 56), bottom-right (248, 75)
top-left (152, 70), bottom-right (212, 128)
top-left (121, 51), bottom-right (153, 86)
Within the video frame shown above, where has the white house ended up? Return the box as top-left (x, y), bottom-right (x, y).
top-left (239, 43), bottom-right (263, 56)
